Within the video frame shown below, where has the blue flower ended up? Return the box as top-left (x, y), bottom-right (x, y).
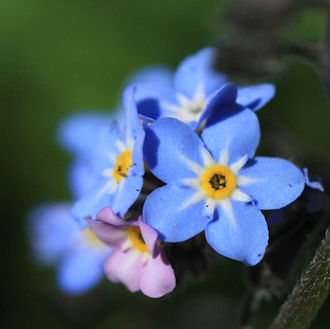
top-left (143, 86), bottom-right (305, 266)
top-left (57, 66), bottom-right (173, 225)
top-left (57, 111), bottom-right (117, 199)
top-left (26, 203), bottom-right (109, 295)
top-left (135, 48), bottom-right (275, 128)
top-left (69, 87), bottom-right (145, 226)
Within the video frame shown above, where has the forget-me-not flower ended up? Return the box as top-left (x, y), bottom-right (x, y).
top-left (27, 203), bottom-right (109, 295)
top-left (87, 207), bottom-right (176, 298)
top-left (135, 48), bottom-right (275, 128)
top-left (67, 87), bottom-right (145, 226)
top-left (143, 85), bottom-right (305, 266)
top-left (58, 64), bottom-right (175, 226)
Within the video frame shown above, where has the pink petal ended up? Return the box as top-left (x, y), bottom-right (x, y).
top-left (140, 249), bottom-right (176, 298)
top-left (104, 248), bottom-right (143, 292)
top-left (138, 216), bottom-right (159, 257)
top-left (86, 218), bottom-right (126, 248)
top-left (96, 207), bottom-right (128, 226)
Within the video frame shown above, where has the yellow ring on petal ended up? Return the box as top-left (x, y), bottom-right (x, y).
top-left (83, 228), bottom-right (103, 247)
top-left (113, 150), bottom-right (132, 182)
top-left (127, 226), bottom-right (149, 253)
top-left (201, 164), bottom-right (236, 199)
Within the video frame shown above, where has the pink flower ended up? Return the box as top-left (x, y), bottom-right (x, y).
top-left (87, 207), bottom-right (176, 298)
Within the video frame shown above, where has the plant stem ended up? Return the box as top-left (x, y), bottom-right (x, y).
top-left (269, 226), bottom-right (330, 329)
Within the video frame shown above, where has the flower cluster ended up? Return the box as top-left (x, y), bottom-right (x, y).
top-left (28, 48), bottom-right (309, 297)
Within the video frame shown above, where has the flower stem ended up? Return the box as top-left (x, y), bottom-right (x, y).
top-left (269, 226), bottom-right (330, 329)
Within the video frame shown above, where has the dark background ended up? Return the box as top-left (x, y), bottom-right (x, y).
top-left (1, 1), bottom-right (329, 328)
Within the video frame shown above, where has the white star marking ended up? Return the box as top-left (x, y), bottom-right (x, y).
top-left (178, 148), bottom-right (259, 227)
top-left (161, 83), bottom-right (209, 123)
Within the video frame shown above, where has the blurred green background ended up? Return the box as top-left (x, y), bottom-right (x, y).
top-left (1, 1), bottom-right (329, 329)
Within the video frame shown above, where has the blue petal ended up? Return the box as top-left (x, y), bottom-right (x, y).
top-left (123, 66), bottom-right (174, 120)
top-left (68, 161), bottom-right (98, 198)
top-left (134, 82), bottom-right (177, 120)
top-left (196, 82), bottom-right (238, 129)
top-left (26, 203), bottom-right (79, 265)
top-left (237, 84), bottom-right (275, 111)
top-left (202, 107), bottom-right (260, 164)
top-left (143, 184), bottom-right (211, 242)
top-left (174, 48), bottom-right (227, 98)
top-left (57, 111), bottom-right (111, 156)
top-left (144, 118), bottom-right (205, 184)
top-left (57, 248), bottom-right (106, 295)
top-left (124, 65), bottom-right (173, 87)
top-left (239, 157), bottom-right (305, 210)
top-left (71, 181), bottom-right (113, 227)
top-left (112, 175), bottom-right (143, 217)
top-left (123, 86), bottom-right (145, 176)
top-left (89, 121), bottom-right (123, 173)
top-left (205, 202), bottom-right (268, 266)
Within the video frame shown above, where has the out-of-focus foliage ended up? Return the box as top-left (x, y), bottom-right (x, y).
top-left (1, 1), bottom-right (329, 329)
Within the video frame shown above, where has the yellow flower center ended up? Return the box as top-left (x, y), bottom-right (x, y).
top-left (127, 226), bottom-right (149, 253)
top-left (113, 150), bottom-right (132, 182)
top-left (201, 164), bottom-right (236, 199)
top-left (83, 228), bottom-right (103, 247)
